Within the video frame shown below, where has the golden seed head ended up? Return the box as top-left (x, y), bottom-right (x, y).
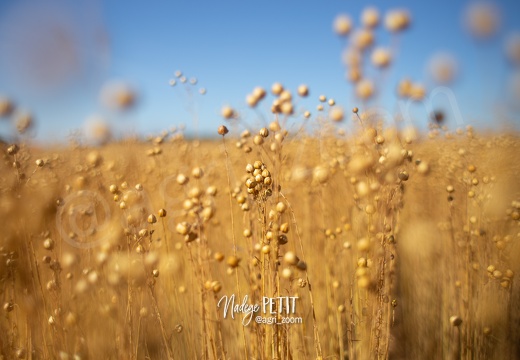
top-left (214, 252), bottom-right (224, 262)
top-left (221, 106), bottom-right (234, 119)
top-left (333, 14), bottom-right (353, 36)
top-left (211, 281), bottom-right (222, 293)
top-left (218, 125), bottom-right (229, 135)
top-left (271, 82), bottom-right (284, 95)
top-left (176, 174), bottom-right (189, 185)
top-left (276, 201), bottom-right (287, 213)
top-left (282, 268), bottom-right (292, 279)
top-left (361, 7), bottom-right (380, 28)
top-left (269, 121), bottom-right (281, 132)
top-left (304, 111), bottom-right (311, 118)
top-left (190, 167), bottom-right (203, 179)
top-left (259, 127), bottom-right (269, 138)
top-left (297, 84), bottom-right (309, 97)
top-left (329, 106), bottom-right (344, 122)
top-left (175, 222), bottom-right (190, 235)
top-left (284, 251), bottom-right (299, 265)
top-left (147, 214), bottom-right (157, 224)
top-left (385, 9), bottom-right (411, 32)
top-left (158, 208), bottom-right (167, 217)
top-left (253, 86), bottom-right (266, 100)
top-left (253, 135), bottom-right (264, 145)
top-left (243, 229), bottom-right (252, 238)
top-left (356, 79), bottom-right (375, 99)
top-left (371, 47), bottom-right (392, 68)
top-left (43, 238), bottom-right (54, 250)
top-left (226, 255), bottom-right (240, 268)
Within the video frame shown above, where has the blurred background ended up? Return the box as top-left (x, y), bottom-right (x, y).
top-left (0, 0), bottom-right (519, 143)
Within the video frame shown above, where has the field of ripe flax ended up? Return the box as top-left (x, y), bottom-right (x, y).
top-left (0, 126), bottom-right (518, 360)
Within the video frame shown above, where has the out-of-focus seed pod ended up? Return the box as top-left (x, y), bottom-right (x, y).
top-left (385, 9), bottom-right (411, 32)
top-left (284, 251), bottom-right (299, 265)
top-left (330, 106), bottom-right (344, 122)
top-left (361, 7), bottom-right (380, 28)
top-left (271, 82), bottom-right (284, 95)
top-left (333, 14), bottom-right (353, 36)
top-left (227, 255), bottom-right (240, 268)
top-left (221, 106), bottom-right (234, 119)
top-left (450, 316), bottom-right (462, 327)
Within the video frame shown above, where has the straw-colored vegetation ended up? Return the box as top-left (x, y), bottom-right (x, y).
top-left (1, 4), bottom-right (519, 360)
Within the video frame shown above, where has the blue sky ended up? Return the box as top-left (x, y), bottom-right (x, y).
top-left (0, 0), bottom-right (519, 142)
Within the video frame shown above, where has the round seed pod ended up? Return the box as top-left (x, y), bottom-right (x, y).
top-left (253, 87), bottom-right (266, 100)
top-left (227, 255), bottom-right (240, 268)
top-left (261, 245), bottom-right (270, 254)
top-left (297, 84), bottom-right (309, 97)
top-left (158, 208), bottom-right (167, 217)
top-left (282, 268), bottom-right (292, 279)
top-left (43, 238), bottom-right (54, 250)
top-left (357, 238), bottom-right (370, 252)
top-left (269, 121), bottom-right (281, 132)
top-left (280, 102), bottom-right (294, 115)
top-left (398, 171), bottom-right (409, 181)
top-left (211, 281), bottom-right (222, 293)
top-left (330, 106), bottom-right (344, 122)
top-left (361, 7), bottom-right (380, 28)
top-left (450, 316), bottom-right (462, 327)
top-left (253, 135), bottom-right (264, 145)
top-left (147, 214), bottom-right (157, 224)
top-left (259, 127), bottom-right (269, 138)
top-left (352, 29), bottom-right (374, 49)
top-left (371, 48), bottom-right (392, 68)
top-left (276, 202), bottom-right (287, 213)
top-left (214, 252), bottom-right (224, 262)
top-left (385, 9), bottom-right (411, 32)
top-left (176, 222), bottom-right (190, 235)
top-left (284, 251), bottom-right (299, 265)
top-left (333, 14), bottom-right (353, 36)
top-left (356, 79), bottom-right (374, 99)
top-left (246, 94), bottom-right (258, 107)
top-left (278, 234), bottom-right (288, 245)
top-left (192, 167), bottom-right (204, 179)
top-left (218, 125), bottom-right (229, 135)
top-left (176, 174), bottom-right (189, 185)
top-left (0, 96), bottom-right (14, 117)
top-left (465, 2), bottom-right (499, 39)
top-left (304, 111), bottom-right (311, 118)
top-left (221, 106), bottom-right (234, 119)
top-left (271, 82), bottom-right (284, 95)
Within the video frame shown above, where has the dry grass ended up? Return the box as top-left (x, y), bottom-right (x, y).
top-left (0, 127), bottom-right (519, 360)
